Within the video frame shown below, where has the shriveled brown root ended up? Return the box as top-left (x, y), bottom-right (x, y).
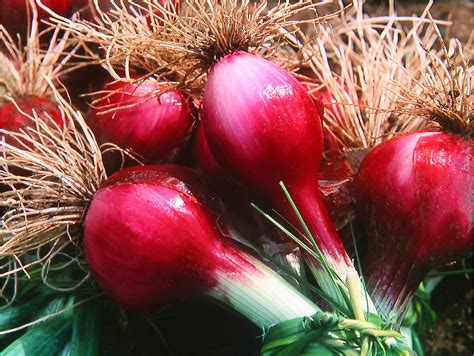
top-left (46, 0), bottom-right (339, 98)
top-left (0, 91), bottom-right (106, 285)
top-left (393, 26), bottom-right (473, 138)
top-left (295, 0), bottom-right (452, 151)
top-left (45, 0), bottom-right (179, 78)
top-left (0, 1), bottom-right (81, 103)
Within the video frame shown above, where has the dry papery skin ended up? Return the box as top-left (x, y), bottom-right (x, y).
top-left (46, 0), bottom-right (339, 100)
top-left (0, 3), bottom-right (82, 103)
top-left (0, 91), bottom-right (109, 301)
top-left (295, 0), bottom-right (467, 153)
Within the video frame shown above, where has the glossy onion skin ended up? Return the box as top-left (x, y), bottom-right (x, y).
top-left (194, 121), bottom-right (226, 179)
top-left (194, 121), bottom-right (289, 246)
top-left (89, 78), bottom-right (194, 163)
top-left (355, 130), bottom-right (473, 316)
top-left (203, 51), bottom-right (323, 196)
top-left (84, 165), bottom-right (253, 310)
top-left (202, 51), bottom-right (349, 266)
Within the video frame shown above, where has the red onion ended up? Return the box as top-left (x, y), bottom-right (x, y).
top-left (0, 96), bottom-right (63, 185)
top-left (194, 121), bottom-right (227, 180)
top-left (354, 130), bottom-right (473, 320)
top-left (299, 76), bottom-right (357, 231)
top-left (202, 51), bottom-right (352, 282)
top-left (89, 76), bottom-right (194, 163)
top-left (0, 96), bottom-right (63, 137)
top-left (84, 165), bottom-right (318, 327)
top-left (0, 0), bottom-right (72, 35)
top-left (194, 120), bottom-right (263, 237)
top-left (194, 121), bottom-right (301, 272)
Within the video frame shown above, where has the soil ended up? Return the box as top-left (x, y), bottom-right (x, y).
top-left (422, 259), bottom-right (473, 355)
top-left (425, 287), bottom-right (473, 355)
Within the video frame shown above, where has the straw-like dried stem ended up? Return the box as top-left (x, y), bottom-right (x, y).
top-left (47, 0), bottom-right (338, 96)
top-left (0, 91), bottom-right (106, 274)
top-left (296, 0), bottom-right (452, 151)
top-left (0, 1), bottom-right (80, 103)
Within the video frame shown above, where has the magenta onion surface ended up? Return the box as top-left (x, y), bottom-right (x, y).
top-left (194, 121), bottom-right (294, 252)
top-left (84, 165), bottom-right (317, 327)
top-left (202, 51), bottom-right (351, 280)
top-left (89, 76), bottom-right (194, 162)
top-left (355, 130), bottom-right (473, 319)
top-left (194, 121), bottom-right (227, 180)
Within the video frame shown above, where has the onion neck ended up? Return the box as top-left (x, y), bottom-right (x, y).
top-left (210, 247), bottom-right (319, 328)
top-left (276, 177), bottom-right (352, 274)
top-left (267, 177), bottom-right (374, 311)
top-left (366, 253), bottom-right (428, 323)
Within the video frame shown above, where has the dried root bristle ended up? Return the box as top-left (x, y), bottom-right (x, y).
top-left (48, 0), bottom-right (338, 97)
top-left (394, 29), bottom-right (473, 138)
top-left (295, 0), bottom-right (454, 150)
top-left (0, 2), bottom-right (80, 102)
top-left (43, 0), bottom-right (182, 81)
top-left (0, 91), bottom-right (106, 282)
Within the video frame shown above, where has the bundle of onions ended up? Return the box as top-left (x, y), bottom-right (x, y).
top-left (89, 75), bottom-right (195, 163)
top-left (50, 0), bottom-right (375, 310)
top-left (354, 37), bottom-right (473, 322)
top-left (1, 1), bottom-right (436, 352)
top-left (296, 3), bottom-right (470, 322)
top-left (0, 98), bottom-right (319, 329)
top-left (1, 95), bottom-right (412, 354)
top-left (0, 8), bottom-right (78, 138)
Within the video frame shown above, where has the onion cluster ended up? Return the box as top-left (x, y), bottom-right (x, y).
top-left (1, 1), bottom-right (472, 354)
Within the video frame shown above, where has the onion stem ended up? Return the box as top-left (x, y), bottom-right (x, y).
top-left (212, 254), bottom-right (319, 328)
